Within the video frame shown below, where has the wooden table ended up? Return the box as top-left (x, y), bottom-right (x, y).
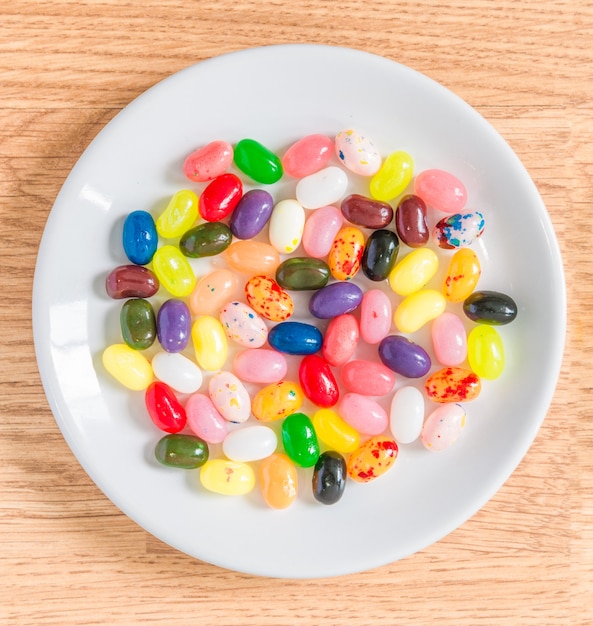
top-left (1, 1), bottom-right (590, 623)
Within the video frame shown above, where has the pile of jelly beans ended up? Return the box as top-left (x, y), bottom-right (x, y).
top-left (102, 129), bottom-right (517, 508)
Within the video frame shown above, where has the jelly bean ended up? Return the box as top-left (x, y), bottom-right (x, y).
top-left (225, 240), bottom-right (280, 276)
top-left (233, 138), bottom-right (283, 184)
top-left (395, 194), bottom-right (429, 247)
top-left (321, 314), bottom-right (359, 366)
top-left (359, 289), bottom-right (392, 345)
top-left (443, 248), bottom-right (481, 303)
top-left (378, 335), bottom-right (431, 378)
top-left (346, 436), bottom-right (398, 483)
top-left (120, 298), bottom-right (156, 350)
top-left (122, 210), bottom-right (157, 265)
top-left (222, 425), bottom-right (278, 462)
top-left (467, 324), bottom-right (505, 380)
top-left (156, 190), bottom-right (198, 239)
top-left (229, 189), bottom-right (274, 240)
top-left (151, 351), bottom-right (203, 394)
top-left (190, 269), bottom-right (238, 317)
top-left (361, 229), bottom-right (399, 282)
top-left (157, 298), bottom-right (191, 353)
top-left (340, 194), bottom-right (393, 229)
top-left (252, 381), bottom-right (304, 422)
top-left (102, 343), bottom-right (153, 390)
top-left (421, 404), bottom-right (466, 451)
top-left (200, 459), bottom-right (255, 496)
top-left (431, 312), bottom-right (467, 366)
top-left (295, 166), bottom-right (349, 210)
top-left (393, 289), bottom-right (446, 333)
top-left (414, 169), bottom-right (467, 214)
top-left (269, 199), bottom-right (306, 254)
top-left (268, 321), bottom-right (323, 355)
top-left (186, 393), bottom-right (228, 444)
top-left (276, 257), bottom-right (330, 291)
top-left (328, 226), bottom-right (365, 281)
top-left (312, 408), bottom-right (360, 454)
top-left (183, 140), bottom-right (233, 182)
top-left (281, 412), bottom-right (320, 468)
top-left (209, 371), bottom-right (251, 423)
top-left (463, 290), bottom-right (518, 325)
top-left (389, 247), bottom-right (439, 297)
top-left (309, 282), bottom-right (362, 319)
top-left (434, 210), bottom-right (485, 249)
top-left (232, 348), bottom-right (287, 384)
top-left (244, 275), bottom-right (294, 322)
top-left (282, 134), bottom-right (334, 178)
top-left (338, 393), bottom-right (388, 436)
top-left (302, 205), bottom-right (343, 258)
top-left (389, 386), bottom-right (424, 444)
top-left (298, 355), bottom-right (339, 408)
top-left (179, 222), bottom-right (232, 258)
top-left (219, 301), bottom-right (267, 348)
top-left (198, 173), bottom-right (243, 222)
top-left (335, 128), bottom-right (382, 176)
top-left (105, 265), bottom-right (159, 299)
top-left (151, 245), bottom-right (196, 297)
top-left (425, 367), bottom-right (481, 403)
top-left (145, 381), bottom-right (187, 433)
top-left (341, 360), bottom-right (395, 396)
top-left (191, 316), bottom-right (228, 371)
top-left (155, 433), bottom-right (209, 469)
top-left (259, 453), bottom-right (298, 509)
top-left (312, 451), bottom-right (347, 505)
top-left (369, 150), bottom-right (414, 202)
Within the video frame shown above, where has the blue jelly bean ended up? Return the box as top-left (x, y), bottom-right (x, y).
top-left (157, 299), bottom-right (191, 353)
top-left (268, 321), bottom-right (322, 355)
top-left (308, 282), bottom-right (363, 319)
top-left (122, 210), bottom-right (158, 265)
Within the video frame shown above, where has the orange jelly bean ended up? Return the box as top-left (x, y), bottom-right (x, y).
top-left (347, 436), bottom-right (398, 483)
top-left (328, 226), bottom-right (365, 281)
top-left (425, 366), bottom-right (481, 403)
top-left (259, 453), bottom-right (298, 509)
top-left (225, 240), bottom-right (280, 276)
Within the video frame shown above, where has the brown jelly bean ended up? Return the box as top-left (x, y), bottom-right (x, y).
top-left (340, 194), bottom-right (393, 229)
top-left (105, 265), bottom-right (159, 299)
top-left (395, 194), bottom-right (429, 247)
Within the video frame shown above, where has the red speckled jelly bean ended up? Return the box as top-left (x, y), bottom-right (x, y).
top-left (346, 436), bottom-right (398, 483)
top-left (425, 367), bottom-right (481, 403)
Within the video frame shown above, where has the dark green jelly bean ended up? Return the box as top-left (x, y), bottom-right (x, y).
top-left (361, 229), bottom-right (399, 281)
top-left (312, 451), bottom-right (347, 505)
top-left (154, 434), bottom-right (209, 469)
top-left (233, 139), bottom-right (283, 184)
top-left (276, 257), bottom-right (330, 291)
top-left (120, 298), bottom-right (156, 350)
top-left (179, 222), bottom-right (232, 258)
top-left (281, 412), bottom-right (320, 468)
top-left (463, 290), bottom-right (518, 325)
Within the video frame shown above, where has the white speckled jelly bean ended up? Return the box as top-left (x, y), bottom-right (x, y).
top-left (208, 371), bottom-right (251, 424)
top-left (151, 351), bottom-right (203, 394)
top-left (335, 129), bottom-right (382, 176)
top-left (268, 199), bottom-right (306, 254)
top-left (421, 403), bottom-right (466, 451)
top-left (359, 289), bottom-right (392, 345)
top-left (389, 386), bottom-right (424, 444)
top-left (219, 301), bottom-right (268, 348)
top-left (431, 312), bottom-right (467, 366)
top-left (295, 166), bottom-right (349, 210)
top-left (434, 211), bottom-right (485, 249)
top-left (222, 425), bottom-right (278, 462)
top-left (302, 205), bottom-right (343, 258)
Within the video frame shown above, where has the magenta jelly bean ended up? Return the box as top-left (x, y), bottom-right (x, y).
top-left (232, 348), bottom-right (287, 383)
top-left (359, 289), bottom-right (392, 345)
top-left (157, 299), bottom-right (191, 353)
top-left (183, 140), bottom-right (233, 182)
top-left (414, 168), bottom-right (467, 214)
top-left (302, 205), bottom-right (343, 259)
top-left (432, 312), bottom-right (468, 366)
top-left (338, 393), bottom-right (388, 436)
top-left (282, 134), bottom-right (334, 178)
top-left (186, 393), bottom-right (228, 444)
top-left (229, 189), bottom-right (274, 240)
top-left (322, 314), bottom-right (359, 367)
top-left (341, 360), bottom-right (395, 396)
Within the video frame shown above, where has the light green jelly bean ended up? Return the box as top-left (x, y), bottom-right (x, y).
top-left (369, 150), bottom-right (414, 202)
top-left (467, 324), bottom-right (505, 380)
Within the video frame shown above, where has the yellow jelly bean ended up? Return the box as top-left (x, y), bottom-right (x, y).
top-left (156, 189), bottom-right (199, 238)
top-left (252, 381), bottom-right (303, 422)
top-left (152, 244), bottom-right (196, 297)
top-left (199, 459), bottom-right (255, 495)
top-left (467, 325), bottom-right (505, 380)
top-left (328, 226), bottom-right (365, 281)
top-left (312, 408), bottom-right (360, 454)
top-left (369, 150), bottom-right (414, 202)
top-left (443, 247), bottom-right (481, 302)
top-left (192, 316), bottom-right (228, 371)
top-left (102, 343), bottom-right (153, 390)
top-left (388, 248), bottom-right (439, 296)
top-left (394, 289), bottom-right (446, 333)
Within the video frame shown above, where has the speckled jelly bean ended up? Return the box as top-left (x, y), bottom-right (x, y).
top-left (312, 451), bottom-right (347, 505)
top-left (393, 289), bottom-right (446, 333)
top-left (191, 316), bottom-right (228, 371)
top-left (275, 257), bottom-right (330, 291)
top-left (186, 393), bottom-right (228, 444)
top-left (463, 290), bottom-right (518, 325)
top-left (335, 129), bottom-right (381, 176)
top-left (229, 189), bottom-right (274, 240)
top-left (338, 393), bottom-right (388, 436)
top-left (282, 134), bottom-right (333, 178)
top-left (151, 245), bottom-right (196, 297)
top-left (414, 169), bottom-right (467, 214)
top-left (222, 424), bottom-right (278, 462)
top-left (102, 343), bottom-right (153, 390)
top-left (443, 248), bottom-right (481, 302)
top-left (151, 351), bottom-right (203, 394)
top-left (421, 404), bottom-right (466, 451)
top-left (179, 222), bottom-right (232, 258)
top-left (198, 173), bottom-right (243, 222)
top-left (183, 140), bottom-right (233, 182)
top-left (154, 433), bottom-right (209, 469)
top-left (122, 210), bottom-right (157, 265)
top-left (346, 436), bottom-right (398, 484)
top-left (225, 240), bottom-right (280, 276)
top-left (312, 408), bottom-right (360, 454)
top-left (190, 269), bottom-right (238, 316)
top-left (327, 226), bottom-right (365, 281)
top-left (295, 166), bottom-right (349, 210)
top-left (298, 355), bottom-right (339, 408)
top-left (259, 453), bottom-right (298, 509)
top-left (467, 324), bottom-right (505, 380)
top-left (281, 412), bottom-right (320, 468)
top-left (302, 205), bottom-right (343, 258)
top-left (359, 289), bottom-right (392, 345)
top-left (369, 150), bottom-right (414, 202)
top-left (395, 194), bottom-right (429, 247)
top-left (200, 459), bottom-right (255, 495)
top-left (269, 199), bottom-right (305, 254)
top-left (378, 335), bottom-right (431, 379)
top-left (389, 248), bottom-right (439, 297)
top-left (145, 381), bottom-right (186, 433)
top-left (157, 299), bottom-right (190, 353)
top-left (120, 298), bottom-right (156, 350)
top-left (425, 367), bottom-right (481, 403)
top-left (232, 348), bottom-right (287, 384)
top-left (219, 301), bottom-right (268, 348)
top-left (244, 275), bottom-right (294, 322)
top-left (208, 371), bottom-right (251, 424)
top-left (105, 265), bottom-right (159, 299)
top-left (389, 386), bottom-right (424, 444)
top-left (341, 360), bottom-right (395, 396)
top-left (251, 381), bottom-right (304, 422)
top-left (340, 194), bottom-right (393, 229)
top-left (268, 321), bottom-right (322, 355)
top-left (156, 190), bottom-right (198, 239)
top-left (434, 211), bottom-right (485, 249)
top-left (321, 314), bottom-right (359, 367)
top-left (431, 312), bottom-right (467, 366)
top-left (309, 282), bottom-right (363, 319)
top-left (361, 229), bottom-right (399, 281)
top-left (233, 138), bottom-right (283, 184)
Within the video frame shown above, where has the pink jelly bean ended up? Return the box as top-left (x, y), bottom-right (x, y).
top-left (183, 140), bottom-right (234, 182)
top-left (186, 393), bottom-right (228, 444)
top-left (321, 313), bottom-right (359, 367)
top-left (302, 205), bottom-right (343, 259)
top-left (359, 289), bottom-right (392, 344)
top-left (414, 169), bottom-right (467, 214)
top-left (282, 134), bottom-right (334, 178)
top-left (233, 348), bottom-right (288, 383)
top-left (341, 360), bottom-right (396, 396)
top-left (431, 312), bottom-right (468, 366)
top-left (338, 393), bottom-right (388, 436)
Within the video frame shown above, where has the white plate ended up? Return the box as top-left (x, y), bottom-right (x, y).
top-left (33, 44), bottom-right (565, 578)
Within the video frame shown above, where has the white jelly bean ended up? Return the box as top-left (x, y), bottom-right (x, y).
top-left (222, 425), bottom-right (278, 462)
top-left (151, 351), bottom-right (203, 394)
top-left (268, 199), bottom-right (306, 254)
top-left (295, 166), bottom-right (349, 210)
top-left (389, 386), bottom-right (424, 444)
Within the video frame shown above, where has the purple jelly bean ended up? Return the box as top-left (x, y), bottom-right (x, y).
top-left (378, 335), bottom-right (431, 378)
top-left (229, 189), bottom-right (274, 240)
top-left (309, 282), bottom-right (363, 319)
top-left (157, 299), bottom-right (191, 353)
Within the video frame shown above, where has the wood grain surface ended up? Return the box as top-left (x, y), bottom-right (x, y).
top-left (1, 1), bottom-right (591, 624)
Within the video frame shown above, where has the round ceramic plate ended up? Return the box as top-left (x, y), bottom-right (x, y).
top-left (33, 44), bottom-right (565, 578)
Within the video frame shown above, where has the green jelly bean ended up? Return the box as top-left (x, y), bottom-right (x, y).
top-left (154, 433), bottom-right (209, 469)
top-left (281, 412), bottom-right (320, 468)
top-left (275, 257), bottom-right (330, 291)
top-left (179, 222), bottom-right (232, 258)
top-left (120, 298), bottom-right (156, 350)
top-left (233, 139), bottom-right (283, 184)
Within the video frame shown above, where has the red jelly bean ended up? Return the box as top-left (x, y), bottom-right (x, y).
top-left (298, 354), bottom-right (339, 408)
top-left (145, 381), bottom-right (187, 433)
top-left (105, 265), bottom-right (159, 299)
top-left (199, 173), bottom-right (243, 222)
